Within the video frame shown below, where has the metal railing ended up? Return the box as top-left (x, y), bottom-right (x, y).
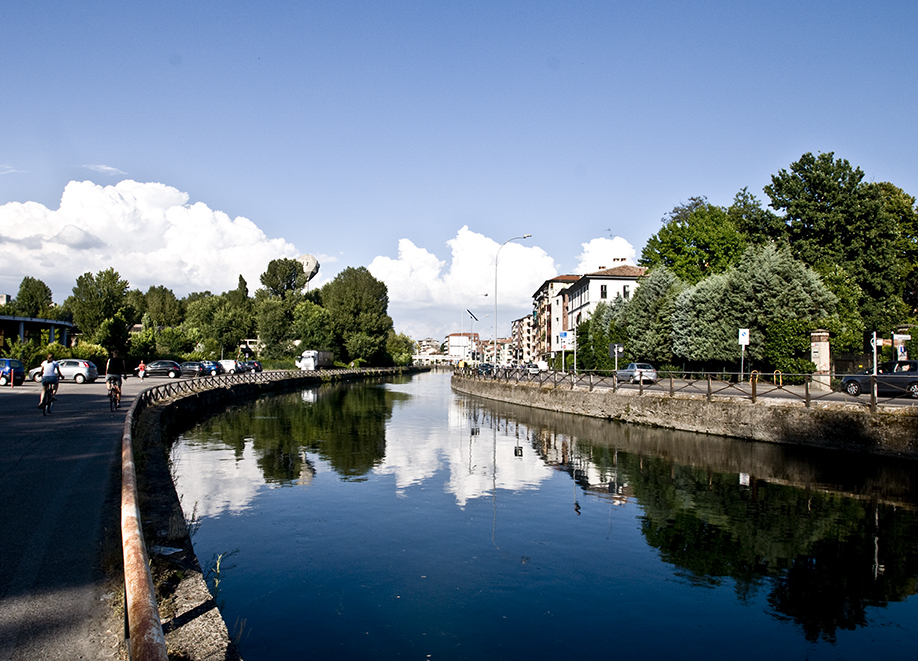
top-left (120, 367), bottom-right (413, 660)
top-left (455, 367), bottom-right (918, 411)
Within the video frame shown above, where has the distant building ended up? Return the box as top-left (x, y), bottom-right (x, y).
top-left (532, 275), bottom-right (580, 362)
top-left (510, 314), bottom-right (535, 365)
top-left (566, 264), bottom-right (646, 328)
top-left (446, 332), bottom-right (480, 362)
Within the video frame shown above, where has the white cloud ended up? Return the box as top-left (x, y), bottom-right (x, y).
top-left (82, 164), bottom-right (127, 176)
top-left (574, 236), bottom-right (636, 274)
top-left (368, 226), bottom-right (558, 341)
top-left (0, 179), bottom-right (299, 299)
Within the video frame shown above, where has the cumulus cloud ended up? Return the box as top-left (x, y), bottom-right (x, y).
top-left (574, 236), bottom-right (637, 273)
top-left (0, 179), bottom-right (299, 299)
top-left (369, 226), bottom-right (558, 340)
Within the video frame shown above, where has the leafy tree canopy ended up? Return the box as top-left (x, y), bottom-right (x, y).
top-left (259, 258), bottom-right (307, 299)
top-left (9, 276), bottom-right (54, 318)
top-left (320, 267), bottom-right (393, 364)
top-left (66, 268), bottom-right (130, 337)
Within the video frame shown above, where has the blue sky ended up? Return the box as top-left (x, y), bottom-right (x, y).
top-left (2, 1), bottom-right (917, 340)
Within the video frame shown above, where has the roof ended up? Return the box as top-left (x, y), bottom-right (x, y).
top-left (588, 265), bottom-right (646, 278)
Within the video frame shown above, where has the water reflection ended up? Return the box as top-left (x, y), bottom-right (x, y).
top-left (172, 373), bottom-right (918, 658)
top-left (457, 393), bottom-right (918, 644)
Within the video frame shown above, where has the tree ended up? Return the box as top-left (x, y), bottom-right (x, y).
top-left (66, 268), bottom-right (130, 337)
top-left (671, 245), bottom-right (836, 367)
top-left (320, 267), bottom-right (393, 365)
top-left (640, 198), bottom-right (746, 284)
top-left (94, 311), bottom-right (131, 353)
top-left (145, 285), bottom-right (182, 327)
top-left (764, 152), bottom-right (911, 329)
top-left (624, 268), bottom-right (685, 365)
top-left (292, 300), bottom-right (334, 352)
top-left (386, 331), bottom-right (415, 366)
top-left (727, 187), bottom-right (785, 246)
top-left (259, 258), bottom-right (307, 299)
top-left (10, 276), bottom-right (54, 318)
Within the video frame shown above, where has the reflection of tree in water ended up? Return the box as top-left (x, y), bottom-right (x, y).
top-left (616, 454), bottom-right (918, 642)
top-left (184, 382), bottom-right (409, 482)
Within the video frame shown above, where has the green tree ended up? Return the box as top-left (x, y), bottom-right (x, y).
top-left (764, 152), bottom-right (911, 329)
top-left (259, 258), bottom-right (307, 299)
top-left (292, 300), bottom-right (334, 352)
top-left (145, 285), bottom-right (182, 327)
top-left (320, 267), bottom-right (393, 365)
top-left (625, 268), bottom-right (685, 364)
top-left (672, 245), bottom-right (836, 367)
top-left (640, 198), bottom-right (746, 284)
top-left (9, 276), bottom-right (54, 318)
top-left (94, 311), bottom-right (131, 353)
top-left (66, 268), bottom-right (130, 337)
top-left (386, 331), bottom-right (415, 366)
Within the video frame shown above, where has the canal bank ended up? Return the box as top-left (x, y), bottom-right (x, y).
top-left (451, 373), bottom-right (918, 458)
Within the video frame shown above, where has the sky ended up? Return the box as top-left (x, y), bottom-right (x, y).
top-left (2, 1), bottom-right (917, 342)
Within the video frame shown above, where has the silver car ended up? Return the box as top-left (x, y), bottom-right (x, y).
top-left (29, 359), bottom-right (99, 384)
top-left (616, 362), bottom-right (658, 384)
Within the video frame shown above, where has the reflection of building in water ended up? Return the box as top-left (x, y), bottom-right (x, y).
top-left (296, 451), bottom-right (317, 486)
top-left (533, 427), bottom-right (632, 506)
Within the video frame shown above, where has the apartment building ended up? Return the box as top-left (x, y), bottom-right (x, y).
top-left (510, 314), bottom-right (536, 365)
top-left (566, 264), bottom-right (646, 327)
top-left (532, 274), bottom-right (580, 362)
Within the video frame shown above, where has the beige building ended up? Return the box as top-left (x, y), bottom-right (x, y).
top-left (532, 275), bottom-right (580, 362)
top-left (510, 314), bottom-right (536, 365)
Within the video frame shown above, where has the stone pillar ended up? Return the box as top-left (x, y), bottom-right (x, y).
top-left (811, 329), bottom-right (831, 392)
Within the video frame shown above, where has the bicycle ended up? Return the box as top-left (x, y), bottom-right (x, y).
top-left (40, 380), bottom-right (55, 415)
top-left (107, 376), bottom-right (122, 411)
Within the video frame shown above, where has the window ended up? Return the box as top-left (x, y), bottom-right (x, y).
top-left (600, 284), bottom-right (607, 299)
top-left (623, 285), bottom-right (630, 299)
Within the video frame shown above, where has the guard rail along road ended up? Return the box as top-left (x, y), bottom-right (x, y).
top-left (120, 366), bottom-right (418, 661)
top-left (452, 366), bottom-right (918, 459)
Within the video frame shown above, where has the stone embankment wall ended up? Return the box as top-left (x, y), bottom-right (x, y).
top-left (451, 374), bottom-right (918, 458)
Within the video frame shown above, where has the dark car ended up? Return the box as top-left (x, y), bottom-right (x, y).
top-left (200, 360), bottom-right (224, 376)
top-left (0, 358), bottom-right (26, 386)
top-left (841, 360), bottom-right (918, 398)
top-left (145, 360), bottom-right (183, 379)
top-left (244, 360), bottom-right (263, 373)
top-left (477, 363), bottom-right (493, 375)
top-left (180, 361), bottom-right (206, 377)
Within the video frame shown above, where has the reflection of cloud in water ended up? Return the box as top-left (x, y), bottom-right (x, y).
top-left (172, 440), bottom-right (266, 518)
top-left (376, 393), bottom-right (553, 507)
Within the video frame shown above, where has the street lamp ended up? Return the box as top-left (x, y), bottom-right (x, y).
top-left (459, 293), bottom-right (487, 361)
top-left (494, 234), bottom-right (531, 367)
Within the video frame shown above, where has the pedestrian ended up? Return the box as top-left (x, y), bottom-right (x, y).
top-left (137, 359), bottom-right (146, 382)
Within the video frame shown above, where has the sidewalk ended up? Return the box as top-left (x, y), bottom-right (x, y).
top-left (0, 376), bottom-right (147, 660)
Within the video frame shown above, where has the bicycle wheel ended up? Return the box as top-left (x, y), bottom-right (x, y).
top-left (109, 390), bottom-right (116, 412)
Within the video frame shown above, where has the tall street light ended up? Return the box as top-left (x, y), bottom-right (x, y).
top-left (494, 234), bottom-right (531, 366)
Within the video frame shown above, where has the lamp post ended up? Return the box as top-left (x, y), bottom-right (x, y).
top-left (459, 293), bottom-right (488, 361)
top-left (494, 234), bottom-right (531, 367)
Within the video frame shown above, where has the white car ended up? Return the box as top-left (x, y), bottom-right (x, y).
top-left (616, 363), bottom-right (658, 384)
top-left (29, 359), bottom-right (99, 384)
top-left (219, 359), bottom-right (247, 374)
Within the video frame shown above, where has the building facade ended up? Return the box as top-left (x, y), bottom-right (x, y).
top-left (566, 265), bottom-right (646, 328)
top-left (532, 275), bottom-right (580, 362)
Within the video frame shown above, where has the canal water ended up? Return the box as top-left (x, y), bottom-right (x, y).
top-left (171, 371), bottom-right (918, 660)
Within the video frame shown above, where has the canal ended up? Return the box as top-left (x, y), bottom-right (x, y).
top-left (171, 371), bottom-right (918, 660)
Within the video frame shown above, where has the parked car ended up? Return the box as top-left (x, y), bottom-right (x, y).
top-left (616, 362), bottom-right (658, 384)
top-left (477, 363), bottom-right (493, 375)
top-left (0, 358), bottom-right (26, 386)
top-left (145, 360), bottom-right (183, 379)
top-left (180, 361), bottom-right (206, 377)
top-left (841, 360), bottom-right (918, 398)
top-left (200, 360), bottom-right (224, 376)
top-left (244, 360), bottom-right (263, 373)
top-left (28, 359), bottom-right (99, 384)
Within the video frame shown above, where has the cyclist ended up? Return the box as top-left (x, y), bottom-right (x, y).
top-left (37, 354), bottom-right (62, 408)
top-left (105, 350), bottom-right (126, 409)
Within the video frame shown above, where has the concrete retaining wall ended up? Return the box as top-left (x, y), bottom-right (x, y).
top-left (451, 374), bottom-right (918, 458)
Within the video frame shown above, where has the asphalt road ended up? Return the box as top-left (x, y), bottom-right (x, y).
top-left (0, 375), bottom-right (150, 660)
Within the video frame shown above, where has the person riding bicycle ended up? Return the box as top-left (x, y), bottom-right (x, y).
top-left (105, 350), bottom-right (126, 407)
top-left (37, 354), bottom-right (62, 408)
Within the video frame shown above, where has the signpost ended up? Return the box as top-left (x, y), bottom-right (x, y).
top-left (738, 328), bottom-right (749, 379)
top-left (609, 343), bottom-right (624, 372)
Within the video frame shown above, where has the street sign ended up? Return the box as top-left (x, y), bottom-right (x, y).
top-left (738, 328), bottom-right (749, 346)
top-left (559, 331), bottom-right (576, 350)
top-left (608, 343), bottom-right (624, 358)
